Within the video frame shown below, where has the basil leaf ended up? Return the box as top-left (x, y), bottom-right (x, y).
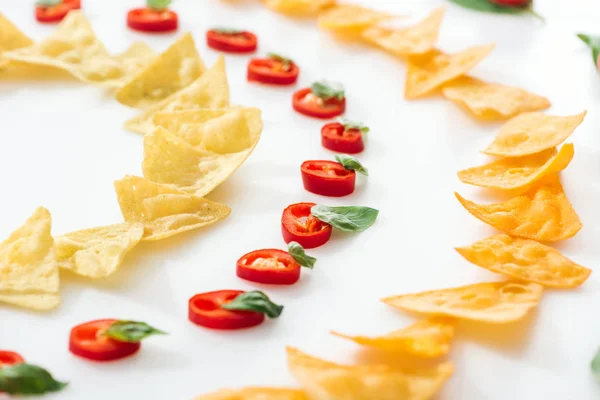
top-left (577, 34), bottom-right (600, 66)
top-left (213, 27), bottom-right (243, 35)
top-left (311, 81), bottom-right (345, 101)
top-left (222, 291), bottom-right (283, 318)
top-left (36, 0), bottom-right (62, 6)
top-left (335, 154), bottom-right (368, 176)
top-left (448, 0), bottom-right (543, 20)
top-left (267, 52), bottom-right (293, 71)
top-left (0, 364), bottom-right (67, 395)
top-left (288, 242), bottom-right (316, 269)
top-left (311, 205), bottom-right (378, 232)
top-left (104, 320), bottom-right (167, 343)
top-left (592, 349), bottom-right (600, 378)
top-left (147, 0), bottom-right (172, 10)
top-left (339, 118), bottom-right (369, 133)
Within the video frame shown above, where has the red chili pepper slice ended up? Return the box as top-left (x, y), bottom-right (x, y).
top-left (35, 0), bottom-right (81, 23)
top-left (206, 30), bottom-right (257, 53)
top-left (0, 351), bottom-right (24, 367)
top-left (69, 319), bottom-right (141, 362)
top-left (292, 88), bottom-right (345, 119)
top-left (321, 122), bottom-right (364, 154)
top-left (236, 249), bottom-right (301, 285)
top-left (301, 160), bottom-right (356, 197)
top-left (281, 202), bottom-right (332, 249)
top-left (247, 58), bottom-right (299, 85)
top-left (188, 290), bottom-right (265, 330)
top-left (127, 8), bottom-right (178, 33)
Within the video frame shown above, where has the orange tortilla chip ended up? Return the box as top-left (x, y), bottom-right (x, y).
top-left (263, 0), bottom-right (336, 16)
top-left (318, 5), bottom-right (396, 35)
top-left (456, 234), bottom-right (591, 288)
top-left (194, 387), bottom-right (308, 399)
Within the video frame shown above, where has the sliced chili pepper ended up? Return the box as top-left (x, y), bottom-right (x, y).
top-left (301, 160), bottom-right (356, 197)
top-left (35, 0), bottom-right (81, 23)
top-left (321, 122), bottom-right (364, 154)
top-left (188, 290), bottom-right (265, 330)
top-left (207, 29), bottom-right (257, 53)
top-left (127, 8), bottom-right (178, 33)
top-left (247, 58), bottom-right (299, 85)
top-left (69, 319), bottom-right (141, 362)
top-left (281, 202), bottom-right (332, 249)
top-left (237, 249), bottom-right (301, 285)
top-left (0, 351), bottom-right (24, 367)
top-left (292, 87), bottom-right (345, 119)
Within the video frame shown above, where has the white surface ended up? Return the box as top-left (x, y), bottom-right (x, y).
top-left (1, 0), bottom-right (600, 399)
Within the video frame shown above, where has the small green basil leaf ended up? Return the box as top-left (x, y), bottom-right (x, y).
top-left (0, 363), bottom-right (68, 395)
top-left (311, 81), bottom-right (345, 101)
top-left (222, 291), bottom-right (283, 318)
top-left (288, 242), bottom-right (316, 269)
top-left (577, 34), bottom-right (600, 66)
top-left (267, 52), bottom-right (293, 71)
top-left (213, 27), bottom-right (244, 35)
top-left (339, 118), bottom-right (369, 133)
top-left (147, 0), bottom-right (172, 10)
top-left (592, 348), bottom-right (600, 378)
top-left (335, 154), bottom-right (368, 176)
top-left (104, 320), bottom-right (167, 343)
top-left (36, 0), bottom-right (62, 6)
top-left (311, 205), bottom-right (378, 232)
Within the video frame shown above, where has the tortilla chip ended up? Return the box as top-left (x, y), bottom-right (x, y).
top-left (114, 175), bottom-right (231, 241)
top-left (56, 222), bottom-right (144, 278)
top-left (318, 5), bottom-right (396, 36)
top-left (362, 7), bottom-right (444, 56)
top-left (263, 0), bottom-right (336, 16)
top-left (382, 281), bottom-right (543, 324)
top-left (331, 318), bottom-right (455, 358)
top-left (405, 44), bottom-right (494, 99)
top-left (456, 234), bottom-right (591, 288)
top-left (153, 108), bottom-right (233, 132)
top-left (483, 111), bottom-right (587, 157)
top-left (457, 144), bottom-right (574, 191)
top-left (442, 76), bottom-right (550, 120)
top-left (195, 387), bottom-right (308, 400)
top-left (0, 292), bottom-right (60, 311)
top-left (124, 56), bottom-right (230, 134)
top-left (116, 33), bottom-right (205, 109)
top-left (455, 176), bottom-right (582, 242)
top-left (287, 347), bottom-right (453, 400)
top-left (113, 42), bottom-right (156, 81)
top-left (0, 12), bottom-right (33, 68)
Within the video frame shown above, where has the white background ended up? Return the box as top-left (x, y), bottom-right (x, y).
top-left (1, 0), bottom-right (600, 399)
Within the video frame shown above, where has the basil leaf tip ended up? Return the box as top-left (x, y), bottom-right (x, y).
top-left (36, 0), bottom-right (62, 6)
top-left (147, 0), bottom-right (172, 10)
top-left (335, 154), bottom-right (368, 176)
top-left (311, 81), bottom-right (345, 101)
top-left (592, 348), bottom-right (600, 378)
top-left (222, 291), bottom-right (284, 318)
top-left (0, 363), bottom-right (67, 395)
top-left (311, 205), bottom-right (379, 232)
top-left (213, 27), bottom-right (243, 35)
top-left (104, 320), bottom-right (167, 343)
top-left (288, 241), bottom-right (316, 269)
top-left (339, 118), bottom-right (369, 133)
top-left (577, 33), bottom-right (600, 65)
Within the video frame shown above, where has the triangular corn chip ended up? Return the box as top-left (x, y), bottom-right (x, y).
top-left (287, 347), bottom-right (453, 400)
top-left (457, 144), bottom-right (574, 191)
top-left (456, 234), bottom-right (591, 288)
top-left (116, 33), bottom-right (205, 109)
top-left (0, 292), bottom-right (60, 311)
top-left (318, 5), bottom-right (396, 35)
top-left (195, 387), bottom-right (308, 400)
top-left (442, 76), bottom-right (550, 120)
top-left (153, 108), bottom-right (234, 133)
top-left (483, 111), bottom-right (586, 157)
top-left (114, 175), bottom-right (231, 241)
top-left (455, 176), bottom-right (582, 242)
top-left (382, 281), bottom-right (543, 324)
top-left (56, 222), bottom-right (144, 278)
top-left (331, 318), bottom-right (454, 358)
top-left (113, 42), bottom-right (156, 81)
top-left (263, 0), bottom-right (336, 16)
top-left (0, 12), bottom-right (33, 68)
top-left (362, 7), bottom-right (444, 56)
top-left (405, 44), bottom-right (494, 99)
top-left (124, 56), bottom-right (230, 134)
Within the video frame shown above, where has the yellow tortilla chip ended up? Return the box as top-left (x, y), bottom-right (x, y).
top-left (457, 144), bottom-right (574, 191)
top-left (124, 56), bottom-right (230, 134)
top-left (0, 292), bottom-right (60, 311)
top-left (116, 33), bottom-right (205, 109)
top-left (318, 5), bottom-right (396, 35)
top-left (405, 44), bottom-right (494, 99)
top-left (455, 176), bottom-right (582, 242)
top-left (56, 222), bottom-right (144, 278)
top-left (114, 175), bottom-right (231, 241)
top-left (456, 234), bottom-right (592, 289)
top-left (195, 387), bottom-right (308, 400)
top-left (331, 318), bottom-right (454, 358)
top-left (0, 12), bottom-right (33, 68)
top-left (442, 76), bottom-right (550, 120)
top-left (362, 7), bottom-right (444, 56)
top-left (153, 108), bottom-right (233, 132)
top-left (483, 111), bottom-right (586, 157)
top-left (263, 0), bottom-right (336, 16)
top-left (287, 347), bottom-right (453, 400)
top-left (113, 42), bottom-right (156, 81)
top-left (382, 281), bottom-right (543, 324)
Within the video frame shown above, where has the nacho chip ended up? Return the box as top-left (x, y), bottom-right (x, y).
top-left (0, 292), bottom-right (60, 311)
top-left (195, 387), bottom-right (308, 400)
top-left (455, 176), bottom-right (582, 242)
top-left (457, 144), bottom-right (574, 191)
top-left (114, 175), bottom-right (231, 241)
top-left (0, 12), bottom-right (33, 68)
top-left (318, 5), bottom-right (396, 35)
top-left (287, 347), bottom-right (453, 400)
top-left (113, 42), bottom-right (156, 80)
top-left (456, 234), bottom-right (591, 288)
top-left (405, 44), bottom-right (494, 99)
top-left (362, 7), bottom-right (445, 56)
top-left (483, 111), bottom-right (587, 157)
top-left (124, 55), bottom-right (230, 134)
top-left (56, 222), bottom-right (144, 278)
top-left (263, 0), bottom-right (336, 16)
top-left (331, 318), bottom-right (454, 358)
top-left (153, 108), bottom-right (233, 133)
top-left (116, 33), bottom-right (205, 109)
top-left (441, 76), bottom-right (550, 120)
top-left (382, 281), bottom-right (543, 324)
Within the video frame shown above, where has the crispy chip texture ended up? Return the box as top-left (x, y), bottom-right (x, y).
top-left (56, 222), bottom-right (144, 278)
top-left (124, 56), bottom-right (230, 134)
top-left (362, 7), bottom-right (444, 56)
top-left (116, 33), bottom-right (205, 109)
top-left (331, 318), bottom-right (454, 358)
top-left (0, 292), bottom-right (60, 311)
top-left (287, 347), bottom-right (453, 400)
top-left (0, 13), bottom-right (33, 68)
top-left (114, 175), bottom-right (231, 241)
top-left (483, 111), bottom-right (587, 157)
top-left (318, 5), bottom-right (395, 34)
top-left (457, 144), bottom-right (574, 191)
top-left (113, 42), bottom-right (156, 79)
top-left (195, 387), bottom-right (308, 400)
top-left (405, 45), bottom-right (494, 99)
top-left (455, 176), bottom-right (582, 242)
top-left (456, 234), bottom-right (591, 288)
top-left (382, 281), bottom-right (543, 323)
top-left (442, 77), bottom-right (550, 120)
top-left (263, 0), bottom-right (336, 16)
top-left (153, 108), bottom-right (233, 133)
